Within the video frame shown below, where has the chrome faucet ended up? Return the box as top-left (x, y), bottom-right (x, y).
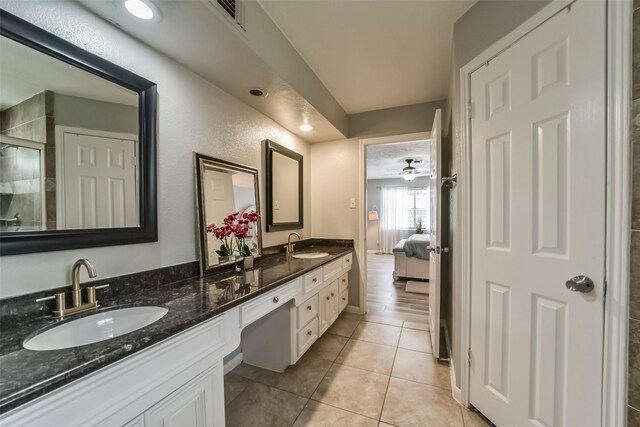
top-left (36, 258), bottom-right (109, 318)
top-left (286, 232), bottom-right (301, 255)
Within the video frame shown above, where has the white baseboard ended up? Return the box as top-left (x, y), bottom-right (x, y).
top-left (450, 356), bottom-right (463, 405)
top-left (442, 321), bottom-right (464, 406)
top-left (344, 305), bottom-right (363, 315)
top-left (223, 352), bottom-right (243, 375)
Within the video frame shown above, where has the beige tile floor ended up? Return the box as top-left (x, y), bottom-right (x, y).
top-left (224, 312), bottom-right (491, 427)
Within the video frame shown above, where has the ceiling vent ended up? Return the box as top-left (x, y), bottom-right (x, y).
top-left (214, 0), bottom-right (247, 33)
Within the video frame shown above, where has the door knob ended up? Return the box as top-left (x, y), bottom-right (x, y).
top-left (565, 275), bottom-right (594, 293)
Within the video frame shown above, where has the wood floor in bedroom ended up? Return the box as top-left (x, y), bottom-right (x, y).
top-left (366, 253), bottom-right (429, 324)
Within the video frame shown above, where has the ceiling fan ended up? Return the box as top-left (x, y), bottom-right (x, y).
top-left (402, 159), bottom-right (418, 181)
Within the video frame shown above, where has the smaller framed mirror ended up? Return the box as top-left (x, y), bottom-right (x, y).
top-left (265, 140), bottom-right (303, 232)
top-left (195, 153), bottom-right (262, 275)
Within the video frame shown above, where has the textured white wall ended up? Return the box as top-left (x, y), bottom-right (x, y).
top-left (0, 1), bottom-right (311, 298)
top-left (310, 138), bottom-right (360, 305)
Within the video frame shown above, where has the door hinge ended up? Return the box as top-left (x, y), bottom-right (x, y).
top-left (468, 102), bottom-right (475, 120)
top-left (132, 156), bottom-right (138, 167)
top-left (603, 278), bottom-right (607, 297)
top-left (468, 348), bottom-right (471, 368)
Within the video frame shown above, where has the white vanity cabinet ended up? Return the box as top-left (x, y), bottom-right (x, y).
top-left (1, 312), bottom-right (230, 427)
top-left (1, 251), bottom-right (353, 427)
top-left (293, 253), bottom-right (352, 361)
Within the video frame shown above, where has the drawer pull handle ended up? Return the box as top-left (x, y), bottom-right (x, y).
top-left (331, 293), bottom-right (335, 297)
top-left (312, 278), bottom-right (317, 283)
top-left (307, 330), bottom-right (312, 336)
top-left (307, 305), bottom-right (312, 310)
top-left (346, 259), bottom-right (350, 263)
top-left (342, 279), bottom-right (346, 283)
top-left (326, 296), bottom-right (330, 301)
top-left (273, 296), bottom-right (279, 303)
top-left (342, 297), bottom-right (346, 301)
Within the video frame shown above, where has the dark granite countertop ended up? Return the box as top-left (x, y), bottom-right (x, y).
top-left (0, 244), bottom-right (352, 415)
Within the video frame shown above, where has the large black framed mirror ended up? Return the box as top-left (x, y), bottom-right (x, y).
top-left (265, 139), bottom-right (304, 231)
top-left (194, 153), bottom-right (262, 275)
top-left (0, 10), bottom-right (157, 255)
top-left (265, 140), bottom-right (303, 232)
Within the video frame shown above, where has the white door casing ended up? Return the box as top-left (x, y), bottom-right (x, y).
top-left (429, 109), bottom-right (442, 357)
top-left (468, 2), bottom-right (605, 426)
top-left (58, 129), bottom-right (137, 229)
top-left (203, 167), bottom-right (236, 262)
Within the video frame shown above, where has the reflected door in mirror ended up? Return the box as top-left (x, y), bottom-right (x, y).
top-left (59, 131), bottom-right (137, 229)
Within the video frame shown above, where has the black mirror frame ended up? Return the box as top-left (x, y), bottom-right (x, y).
top-left (194, 153), bottom-right (263, 276)
top-left (0, 10), bottom-right (158, 255)
top-left (264, 140), bottom-right (303, 232)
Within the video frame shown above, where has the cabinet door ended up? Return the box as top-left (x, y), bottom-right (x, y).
top-left (329, 281), bottom-right (340, 323)
top-left (339, 288), bottom-right (348, 313)
top-left (318, 285), bottom-right (332, 335)
top-left (145, 365), bottom-right (223, 427)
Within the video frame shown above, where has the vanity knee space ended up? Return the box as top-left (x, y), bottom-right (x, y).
top-left (238, 252), bottom-right (353, 369)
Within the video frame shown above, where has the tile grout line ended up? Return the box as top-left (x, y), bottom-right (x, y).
top-left (289, 397), bottom-right (310, 427)
top-left (378, 339), bottom-right (400, 423)
top-left (302, 328), bottom-right (351, 399)
top-left (305, 318), bottom-right (395, 423)
top-left (378, 330), bottom-right (402, 424)
top-left (387, 372), bottom-right (453, 394)
top-left (307, 395), bottom-right (381, 423)
top-left (286, 331), bottom-right (356, 427)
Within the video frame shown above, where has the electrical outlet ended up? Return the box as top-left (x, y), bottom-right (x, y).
top-left (274, 200), bottom-right (280, 210)
top-left (349, 198), bottom-right (356, 209)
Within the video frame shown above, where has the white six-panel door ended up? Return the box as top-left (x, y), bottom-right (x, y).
top-left (469, 2), bottom-right (605, 426)
top-left (429, 109), bottom-right (442, 357)
top-left (61, 131), bottom-right (137, 229)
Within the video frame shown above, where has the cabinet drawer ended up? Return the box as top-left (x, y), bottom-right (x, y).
top-left (296, 317), bottom-right (319, 358)
top-left (323, 259), bottom-right (342, 283)
top-left (342, 253), bottom-right (353, 270)
top-left (338, 273), bottom-right (348, 293)
top-left (297, 294), bottom-right (318, 329)
top-left (340, 288), bottom-right (348, 312)
top-left (239, 281), bottom-right (298, 328)
top-left (303, 268), bottom-right (323, 295)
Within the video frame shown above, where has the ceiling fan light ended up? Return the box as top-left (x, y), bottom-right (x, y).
top-left (402, 158), bottom-right (417, 181)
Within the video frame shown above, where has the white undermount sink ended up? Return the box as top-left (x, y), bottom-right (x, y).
top-left (23, 306), bottom-right (168, 351)
top-left (292, 251), bottom-right (329, 259)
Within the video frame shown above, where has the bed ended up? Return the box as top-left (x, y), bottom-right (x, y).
top-left (392, 234), bottom-right (430, 280)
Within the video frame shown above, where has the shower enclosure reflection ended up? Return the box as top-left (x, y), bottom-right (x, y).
top-left (0, 135), bottom-right (45, 231)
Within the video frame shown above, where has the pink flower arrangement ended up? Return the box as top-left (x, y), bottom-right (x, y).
top-left (207, 211), bottom-right (259, 258)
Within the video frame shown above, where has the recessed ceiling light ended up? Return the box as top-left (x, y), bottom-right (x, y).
top-left (299, 124), bottom-right (313, 132)
top-left (125, 0), bottom-right (155, 20)
top-left (249, 88), bottom-right (267, 97)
